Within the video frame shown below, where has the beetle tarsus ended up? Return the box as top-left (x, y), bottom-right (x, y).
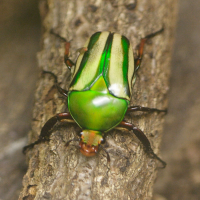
top-left (127, 105), bottom-right (167, 114)
top-left (147, 151), bottom-right (166, 169)
top-left (22, 138), bottom-right (49, 154)
top-left (50, 29), bottom-right (67, 42)
top-left (144, 27), bottom-right (164, 39)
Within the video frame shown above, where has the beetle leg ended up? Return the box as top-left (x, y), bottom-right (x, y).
top-left (64, 41), bottom-right (75, 69)
top-left (134, 27), bottom-right (164, 72)
top-left (43, 71), bottom-right (68, 98)
top-left (50, 29), bottom-right (75, 69)
top-left (23, 112), bottom-right (74, 153)
top-left (126, 105), bottom-right (167, 114)
top-left (118, 120), bottom-right (166, 168)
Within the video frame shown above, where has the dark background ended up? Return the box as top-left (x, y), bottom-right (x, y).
top-left (0, 0), bottom-right (199, 199)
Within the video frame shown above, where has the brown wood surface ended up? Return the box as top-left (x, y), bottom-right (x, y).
top-left (0, 1), bottom-right (40, 200)
top-left (1, 0), bottom-right (189, 200)
top-left (18, 0), bottom-right (177, 199)
top-left (3, 0), bottom-right (200, 200)
top-left (15, 1), bottom-right (175, 199)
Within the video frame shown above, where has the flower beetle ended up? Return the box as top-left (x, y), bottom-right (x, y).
top-left (24, 29), bottom-right (167, 168)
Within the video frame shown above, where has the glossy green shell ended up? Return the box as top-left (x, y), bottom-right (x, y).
top-left (68, 32), bottom-right (135, 132)
top-left (68, 76), bottom-right (128, 131)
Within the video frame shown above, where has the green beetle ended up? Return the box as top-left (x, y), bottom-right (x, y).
top-left (24, 30), bottom-right (166, 167)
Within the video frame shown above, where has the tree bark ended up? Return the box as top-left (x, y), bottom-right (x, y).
top-left (19, 0), bottom-right (178, 199)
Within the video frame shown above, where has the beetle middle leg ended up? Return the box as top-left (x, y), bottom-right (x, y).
top-left (118, 120), bottom-right (166, 168)
top-left (126, 105), bottom-right (167, 114)
top-left (134, 27), bottom-right (164, 72)
top-left (43, 70), bottom-right (68, 98)
top-left (23, 112), bottom-right (74, 153)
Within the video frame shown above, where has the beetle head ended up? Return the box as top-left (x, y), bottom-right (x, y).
top-left (79, 130), bottom-right (103, 157)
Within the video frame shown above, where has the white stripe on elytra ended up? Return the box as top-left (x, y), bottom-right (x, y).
top-left (70, 32), bottom-right (110, 91)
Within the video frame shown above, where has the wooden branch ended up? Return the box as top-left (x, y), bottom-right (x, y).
top-left (19, 0), bottom-right (178, 199)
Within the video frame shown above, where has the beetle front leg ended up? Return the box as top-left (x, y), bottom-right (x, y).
top-left (23, 112), bottom-right (74, 153)
top-left (118, 121), bottom-right (166, 168)
top-left (126, 105), bottom-right (167, 114)
top-left (134, 27), bottom-right (164, 72)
